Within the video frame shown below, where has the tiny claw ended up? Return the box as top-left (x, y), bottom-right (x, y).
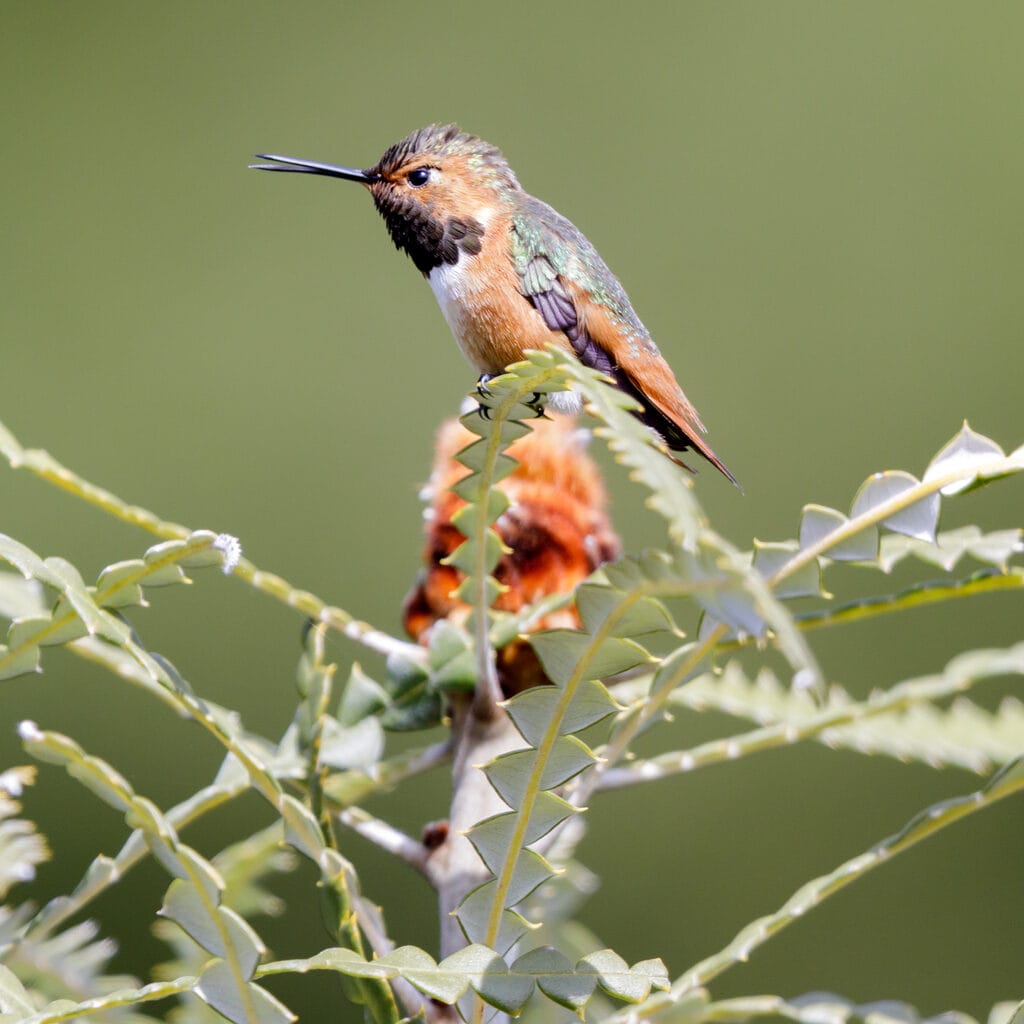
top-left (526, 392), bottom-right (548, 418)
top-left (476, 373), bottom-right (495, 399)
top-left (477, 401), bottom-right (493, 421)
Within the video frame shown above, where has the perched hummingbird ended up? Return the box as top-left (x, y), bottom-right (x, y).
top-left (253, 124), bottom-right (737, 484)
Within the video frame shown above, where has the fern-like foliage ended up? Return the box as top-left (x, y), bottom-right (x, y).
top-left (604, 642), bottom-right (1024, 784)
top-left (16, 725), bottom-right (290, 1024)
top-left (730, 424), bottom-right (1024, 627)
top-left (448, 350), bottom-right (825, 963)
top-left (153, 826), bottom-right (296, 1024)
top-left (0, 768), bottom-right (48, 901)
top-left (259, 944), bottom-right (668, 1017)
top-left (0, 531), bottom-right (237, 688)
top-left (1, 358), bottom-right (1021, 1024)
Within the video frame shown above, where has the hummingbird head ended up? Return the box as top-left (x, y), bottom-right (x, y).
top-left (253, 124), bottom-right (521, 274)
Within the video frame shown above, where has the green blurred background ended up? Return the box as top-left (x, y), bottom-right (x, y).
top-left (3, 1), bottom-right (1022, 1017)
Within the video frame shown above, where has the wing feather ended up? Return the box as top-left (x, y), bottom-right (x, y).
top-left (510, 211), bottom-right (736, 485)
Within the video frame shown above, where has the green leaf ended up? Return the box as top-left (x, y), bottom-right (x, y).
top-left (877, 526), bottom-right (1023, 573)
top-left (923, 421), bottom-right (1008, 495)
top-left (530, 630), bottom-right (650, 687)
top-left (504, 680), bottom-right (619, 748)
top-left (196, 960), bottom-right (295, 1024)
top-left (160, 879), bottom-right (264, 976)
top-left (318, 717), bottom-right (384, 771)
top-left (467, 795), bottom-right (576, 874)
top-left (575, 581), bottom-right (675, 637)
top-left (752, 541), bottom-right (823, 599)
top-left (850, 470), bottom-right (938, 542)
top-left (10, 614), bottom-right (87, 649)
top-left (0, 964), bottom-right (36, 1016)
top-left (93, 560), bottom-right (149, 609)
top-left (0, 573), bottom-right (46, 621)
top-left (581, 949), bottom-right (669, 1003)
top-left (485, 736), bottom-right (597, 809)
top-left (46, 557), bottom-right (127, 640)
top-left (337, 663), bottom-right (388, 725)
top-left (515, 946), bottom-right (594, 1011)
top-left (0, 642), bottom-right (41, 681)
top-left (278, 795), bottom-right (324, 861)
top-left (455, 883), bottom-right (531, 952)
top-left (799, 505), bottom-right (879, 562)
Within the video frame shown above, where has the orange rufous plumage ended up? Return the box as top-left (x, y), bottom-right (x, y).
top-left (403, 414), bottom-right (620, 696)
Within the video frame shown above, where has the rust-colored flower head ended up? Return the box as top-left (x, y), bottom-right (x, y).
top-left (403, 413), bottom-right (621, 696)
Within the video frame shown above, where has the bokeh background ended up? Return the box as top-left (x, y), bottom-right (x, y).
top-left (3, 2), bottom-right (1022, 1018)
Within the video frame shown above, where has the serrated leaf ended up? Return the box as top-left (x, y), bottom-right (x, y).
top-left (454, 437), bottom-right (506, 476)
top-left (0, 964), bottom-right (36, 1016)
top-left (0, 643), bottom-right (41, 680)
top-left (141, 540), bottom-right (194, 587)
top-left (384, 651), bottom-right (429, 700)
top-left (0, 573), bottom-right (46, 621)
top-left (799, 505), bottom-right (879, 562)
top-left (924, 422), bottom-right (1006, 495)
top-left (380, 691), bottom-right (442, 731)
top-left (456, 946), bottom-right (537, 1013)
top-left (178, 530), bottom-right (227, 568)
top-left (0, 535), bottom-right (63, 588)
top-left (503, 849), bottom-right (556, 906)
top-left (752, 541), bottom-right (822, 599)
top-left (504, 680), bottom-right (619, 747)
top-left (318, 716), bottom-right (384, 771)
top-left (677, 755), bottom-right (1024, 997)
top-left (850, 470), bottom-right (938, 543)
top-left (530, 630), bottom-right (650, 686)
top-left (427, 623), bottom-right (477, 692)
top-left (93, 560), bottom-right (149, 609)
top-left (515, 946), bottom-right (594, 1011)
top-left (279, 795), bottom-right (323, 861)
top-left (485, 736), bottom-right (597, 809)
top-left (438, 944), bottom-right (507, 998)
top-left (575, 581), bottom-right (675, 637)
top-left (19, 613), bottom-right (90, 648)
top-left (695, 581), bottom-right (765, 638)
top-left (453, 574), bottom-right (506, 607)
top-left (196, 960), bottom-right (295, 1024)
top-left (160, 880), bottom-right (264, 976)
top-left (445, 528), bottom-right (508, 578)
top-left (451, 487), bottom-right (512, 528)
top-left (468, 795), bottom-right (576, 873)
top-left (337, 663), bottom-right (388, 726)
top-left (45, 557), bottom-right (125, 640)
top-left (456, 882), bottom-right (532, 952)
top-left (364, 945), bottom-right (469, 1005)
top-left (581, 949), bottom-right (668, 1003)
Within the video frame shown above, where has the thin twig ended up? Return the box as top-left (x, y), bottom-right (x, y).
top-left (339, 808), bottom-right (430, 876)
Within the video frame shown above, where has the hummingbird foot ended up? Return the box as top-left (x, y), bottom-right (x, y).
top-left (526, 392), bottom-right (549, 418)
top-left (475, 373), bottom-right (495, 399)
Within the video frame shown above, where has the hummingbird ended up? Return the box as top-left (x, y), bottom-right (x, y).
top-left (252, 124), bottom-right (737, 485)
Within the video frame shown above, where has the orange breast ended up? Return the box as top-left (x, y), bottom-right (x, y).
top-left (428, 211), bottom-right (569, 373)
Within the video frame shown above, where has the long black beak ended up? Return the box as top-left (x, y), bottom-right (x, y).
top-left (250, 154), bottom-right (379, 184)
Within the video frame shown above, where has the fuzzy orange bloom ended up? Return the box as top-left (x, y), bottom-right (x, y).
top-left (403, 414), bottom-right (620, 695)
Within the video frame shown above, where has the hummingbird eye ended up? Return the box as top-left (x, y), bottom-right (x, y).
top-left (407, 167), bottom-right (432, 188)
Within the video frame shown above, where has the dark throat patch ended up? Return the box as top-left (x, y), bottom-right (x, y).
top-left (373, 191), bottom-right (484, 274)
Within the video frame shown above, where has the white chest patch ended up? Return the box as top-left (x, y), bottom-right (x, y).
top-left (428, 259), bottom-right (472, 340)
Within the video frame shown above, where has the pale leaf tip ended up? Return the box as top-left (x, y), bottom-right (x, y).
top-left (17, 720), bottom-right (41, 742)
top-left (792, 669), bottom-right (817, 692)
